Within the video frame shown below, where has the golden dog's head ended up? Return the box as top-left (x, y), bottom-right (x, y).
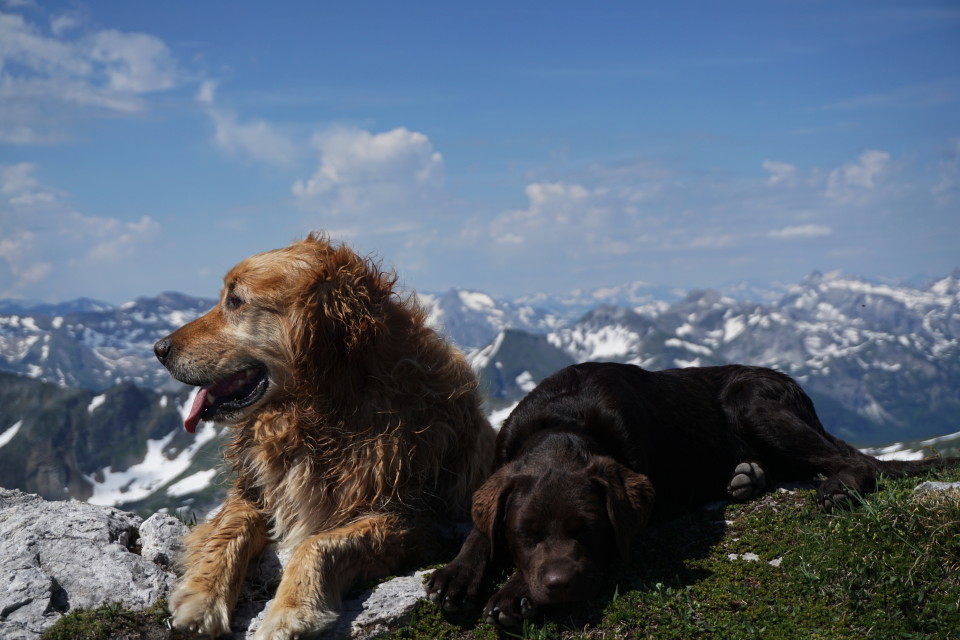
top-left (154, 233), bottom-right (396, 432)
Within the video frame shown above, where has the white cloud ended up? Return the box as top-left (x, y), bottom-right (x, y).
top-left (475, 144), bottom-right (934, 287)
top-left (50, 12), bottom-right (82, 37)
top-left (0, 8), bottom-right (180, 143)
top-left (89, 30), bottom-right (177, 93)
top-left (292, 126), bottom-right (444, 218)
top-left (197, 81), bottom-right (297, 166)
top-left (0, 163), bottom-right (159, 298)
top-left (767, 224), bottom-right (832, 239)
top-left (762, 160), bottom-right (799, 186)
top-left (823, 77), bottom-right (960, 111)
top-left (491, 181), bottom-right (592, 244)
top-left (825, 149), bottom-right (890, 205)
top-left (932, 137), bottom-right (959, 206)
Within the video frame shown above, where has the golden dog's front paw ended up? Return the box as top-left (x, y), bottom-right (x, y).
top-left (252, 604), bottom-right (338, 640)
top-left (169, 582), bottom-right (232, 638)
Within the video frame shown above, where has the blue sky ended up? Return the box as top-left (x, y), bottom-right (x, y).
top-left (1, 0), bottom-right (958, 304)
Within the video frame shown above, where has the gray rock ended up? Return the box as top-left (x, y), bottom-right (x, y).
top-left (0, 488), bottom-right (176, 639)
top-left (232, 546), bottom-right (431, 639)
top-left (0, 489), bottom-right (444, 639)
top-left (347, 570), bottom-right (432, 639)
top-left (914, 481), bottom-right (960, 494)
top-left (139, 512), bottom-right (189, 567)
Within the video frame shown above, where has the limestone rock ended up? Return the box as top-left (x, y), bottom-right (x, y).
top-left (0, 488), bottom-right (176, 639)
top-left (139, 512), bottom-right (189, 568)
top-left (914, 481), bottom-right (960, 494)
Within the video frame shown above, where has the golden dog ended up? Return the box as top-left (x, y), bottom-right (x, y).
top-left (154, 233), bottom-right (494, 639)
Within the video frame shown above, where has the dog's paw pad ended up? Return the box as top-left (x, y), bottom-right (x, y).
top-left (727, 461), bottom-right (767, 501)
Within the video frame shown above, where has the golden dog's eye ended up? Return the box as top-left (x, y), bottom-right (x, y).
top-left (226, 294), bottom-right (243, 310)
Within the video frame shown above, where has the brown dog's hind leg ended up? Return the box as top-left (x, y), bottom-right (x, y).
top-left (726, 460), bottom-right (768, 501)
top-left (723, 373), bottom-right (885, 513)
top-left (253, 513), bottom-right (413, 640)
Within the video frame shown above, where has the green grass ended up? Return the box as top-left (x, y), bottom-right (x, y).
top-left (387, 469), bottom-right (960, 640)
top-left (40, 600), bottom-right (185, 640)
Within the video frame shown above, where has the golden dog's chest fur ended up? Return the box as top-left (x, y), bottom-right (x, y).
top-left (156, 234), bottom-right (494, 639)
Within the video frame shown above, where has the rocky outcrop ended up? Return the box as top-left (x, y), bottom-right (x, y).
top-left (0, 488), bottom-right (436, 639)
top-left (0, 488), bottom-right (182, 639)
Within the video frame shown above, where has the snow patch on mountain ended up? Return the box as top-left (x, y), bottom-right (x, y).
top-left (167, 469), bottom-right (219, 497)
top-left (86, 421), bottom-right (218, 506)
top-left (550, 324), bottom-right (643, 361)
top-left (0, 420), bottom-right (22, 449)
top-left (861, 430), bottom-right (960, 461)
top-left (87, 394), bottom-right (106, 413)
top-left (85, 389), bottom-right (219, 506)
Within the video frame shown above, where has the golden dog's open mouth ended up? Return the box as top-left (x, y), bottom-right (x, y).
top-left (183, 366), bottom-right (268, 433)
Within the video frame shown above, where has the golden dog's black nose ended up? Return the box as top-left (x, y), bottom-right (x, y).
top-left (154, 337), bottom-right (172, 363)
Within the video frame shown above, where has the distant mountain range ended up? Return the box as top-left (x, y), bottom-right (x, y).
top-left (1, 269), bottom-right (958, 516)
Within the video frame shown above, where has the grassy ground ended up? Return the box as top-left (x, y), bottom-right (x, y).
top-left (41, 470), bottom-right (960, 640)
top-left (391, 469), bottom-right (960, 640)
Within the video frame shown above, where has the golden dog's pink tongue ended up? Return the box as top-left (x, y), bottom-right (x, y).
top-left (184, 387), bottom-right (208, 433)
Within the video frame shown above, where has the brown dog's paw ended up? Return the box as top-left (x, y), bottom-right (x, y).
top-left (425, 529), bottom-right (491, 613)
top-left (169, 582), bottom-right (232, 638)
top-left (727, 461), bottom-right (767, 501)
top-left (482, 573), bottom-right (539, 627)
top-left (425, 561), bottom-right (483, 612)
top-left (816, 478), bottom-right (859, 513)
top-left (252, 605), bottom-right (338, 640)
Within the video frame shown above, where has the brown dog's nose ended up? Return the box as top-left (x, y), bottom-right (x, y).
top-left (154, 337), bottom-right (172, 363)
top-left (541, 568), bottom-right (575, 593)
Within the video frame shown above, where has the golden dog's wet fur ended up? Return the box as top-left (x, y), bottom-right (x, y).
top-left (157, 234), bottom-right (494, 639)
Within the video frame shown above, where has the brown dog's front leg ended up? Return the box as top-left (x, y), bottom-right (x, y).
top-left (254, 513), bottom-right (412, 640)
top-left (425, 527), bottom-right (491, 612)
top-left (170, 492), bottom-right (269, 637)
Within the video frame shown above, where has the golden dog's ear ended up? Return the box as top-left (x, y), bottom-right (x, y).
top-left (471, 463), bottom-right (522, 558)
top-left (589, 457), bottom-right (655, 560)
top-left (292, 238), bottom-right (397, 355)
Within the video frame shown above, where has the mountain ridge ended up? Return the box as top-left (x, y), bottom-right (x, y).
top-left (1, 269), bottom-right (958, 515)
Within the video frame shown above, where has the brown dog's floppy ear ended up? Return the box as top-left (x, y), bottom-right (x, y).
top-left (289, 236), bottom-right (395, 361)
top-left (316, 244), bottom-right (394, 353)
top-left (589, 457), bottom-right (655, 560)
top-left (470, 463), bottom-right (521, 558)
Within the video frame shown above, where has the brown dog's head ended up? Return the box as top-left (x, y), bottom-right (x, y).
top-left (472, 443), bottom-right (655, 606)
top-left (154, 233), bottom-right (397, 432)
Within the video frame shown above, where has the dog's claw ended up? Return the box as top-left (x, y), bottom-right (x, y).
top-left (520, 597), bottom-right (539, 619)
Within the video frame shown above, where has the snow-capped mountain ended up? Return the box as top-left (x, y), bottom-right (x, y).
top-left (0, 269), bottom-right (958, 514)
top-left (0, 292), bottom-right (215, 391)
top-left (419, 288), bottom-right (567, 349)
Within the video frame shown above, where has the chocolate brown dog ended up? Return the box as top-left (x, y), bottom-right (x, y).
top-left (426, 362), bottom-right (956, 626)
